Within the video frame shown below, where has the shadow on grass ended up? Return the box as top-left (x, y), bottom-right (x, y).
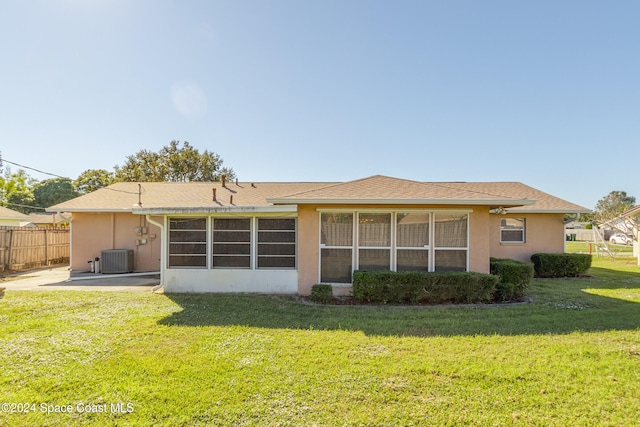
top-left (158, 267), bottom-right (640, 337)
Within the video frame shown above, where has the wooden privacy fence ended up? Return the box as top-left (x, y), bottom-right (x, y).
top-left (0, 226), bottom-right (70, 272)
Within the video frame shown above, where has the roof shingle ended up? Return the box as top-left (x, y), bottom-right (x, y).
top-left (47, 175), bottom-right (589, 213)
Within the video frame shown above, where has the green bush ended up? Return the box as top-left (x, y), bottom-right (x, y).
top-left (352, 270), bottom-right (499, 305)
top-left (530, 253), bottom-right (592, 278)
top-left (490, 258), bottom-right (534, 301)
top-left (493, 281), bottom-right (517, 302)
top-left (310, 284), bottom-right (334, 304)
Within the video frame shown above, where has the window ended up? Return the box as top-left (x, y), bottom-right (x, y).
top-left (500, 218), bottom-right (525, 243)
top-left (433, 213), bottom-right (468, 272)
top-left (168, 215), bottom-right (298, 270)
top-left (212, 218), bottom-right (251, 268)
top-left (358, 213), bottom-right (391, 271)
top-left (257, 218), bottom-right (296, 269)
top-left (319, 210), bottom-right (469, 281)
top-left (169, 217), bottom-right (207, 268)
top-left (320, 212), bottom-right (353, 283)
top-left (396, 212), bottom-right (429, 272)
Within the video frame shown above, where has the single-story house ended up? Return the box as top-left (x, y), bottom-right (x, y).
top-left (0, 206), bottom-right (30, 227)
top-left (48, 175), bottom-right (589, 295)
top-left (21, 212), bottom-right (69, 228)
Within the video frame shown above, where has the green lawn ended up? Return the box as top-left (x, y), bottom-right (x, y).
top-left (1, 258), bottom-right (639, 426)
top-left (566, 240), bottom-right (634, 255)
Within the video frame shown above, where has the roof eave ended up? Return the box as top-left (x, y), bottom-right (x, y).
top-left (132, 205), bottom-right (298, 215)
top-left (45, 207), bottom-right (133, 213)
top-left (267, 197), bottom-right (536, 206)
top-left (506, 208), bottom-right (592, 214)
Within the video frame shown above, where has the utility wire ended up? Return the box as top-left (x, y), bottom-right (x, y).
top-left (1, 158), bottom-right (68, 179)
top-left (2, 202), bottom-right (47, 211)
top-left (1, 156), bottom-right (145, 196)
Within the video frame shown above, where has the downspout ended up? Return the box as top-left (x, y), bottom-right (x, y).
top-left (56, 211), bottom-right (73, 271)
top-left (146, 215), bottom-right (165, 292)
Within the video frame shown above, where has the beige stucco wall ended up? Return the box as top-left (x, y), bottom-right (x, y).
top-left (488, 213), bottom-right (565, 263)
top-left (0, 219), bottom-right (22, 226)
top-left (296, 204), bottom-right (491, 295)
top-left (70, 212), bottom-right (162, 272)
top-left (297, 205), bottom-right (320, 295)
top-left (68, 208), bottom-right (565, 293)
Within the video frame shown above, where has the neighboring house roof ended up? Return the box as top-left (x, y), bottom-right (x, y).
top-left (47, 175), bottom-right (589, 214)
top-left (0, 206), bottom-right (30, 220)
top-left (565, 221), bottom-right (590, 229)
top-left (25, 213), bottom-right (69, 226)
top-left (621, 205), bottom-right (640, 218)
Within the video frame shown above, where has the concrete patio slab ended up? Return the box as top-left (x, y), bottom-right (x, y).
top-left (0, 266), bottom-right (160, 292)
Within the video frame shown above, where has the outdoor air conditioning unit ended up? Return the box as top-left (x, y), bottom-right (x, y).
top-left (101, 249), bottom-right (134, 274)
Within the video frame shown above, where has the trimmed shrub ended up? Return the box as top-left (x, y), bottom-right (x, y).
top-left (352, 270), bottom-right (499, 305)
top-left (310, 284), bottom-right (334, 304)
top-left (530, 253), bottom-right (592, 278)
top-left (493, 281), bottom-right (517, 302)
top-left (490, 258), bottom-right (534, 301)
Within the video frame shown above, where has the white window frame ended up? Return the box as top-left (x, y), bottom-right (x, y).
top-left (319, 211), bottom-right (355, 284)
top-left (395, 212), bottom-right (430, 272)
top-left (433, 213), bottom-right (469, 272)
top-left (256, 217), bottom-right (297, 270)
top-left (212, 217), bottom-right (252, 269)
top-left (317, 209), bottom-right (470, 283)
top-left (167, 214), bottom-right (297, 270)
top-left (357, 212), bottom-right (393, 272)
top-left (168, 217), bottom-right (208, 269)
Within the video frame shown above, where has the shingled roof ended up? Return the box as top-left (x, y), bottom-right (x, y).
top-left (47, 175), bottom-right (589, 214)
top-left (0, 206), bottom-right (30, 220)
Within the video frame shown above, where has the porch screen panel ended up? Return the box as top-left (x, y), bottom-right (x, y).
top-left (396, 212), bottom-right (429, 271)
top-left (434, 250), bottom-right (467, 272)
top-left (212, 218), bottom-right (251, 269)
top-left (169, 217), bottom-right (207, 268)
top-left (358, 213), bottom-right (391, 271)
top-left (359, 249), bottom-right (391, 271)
top-left (434, 213), bottom-right (468, 272)
top-left (320, 213), bottom-right (353, 283)
top-left (257, 218), bottom-right (296, 269)
top-left (321, 249), bottom-right (352, 283)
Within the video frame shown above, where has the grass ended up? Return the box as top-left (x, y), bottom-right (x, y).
top-left (1, 258), bottom-right (639, 426)
top-left (565, 240), bottom-right (634, 256)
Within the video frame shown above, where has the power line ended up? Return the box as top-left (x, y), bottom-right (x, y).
top-left (0, 155), bottom-right (146, 195)
top-left (3, 201), bottom-right (47, 211)
top-left (1, 158), bottom-right (68, 179)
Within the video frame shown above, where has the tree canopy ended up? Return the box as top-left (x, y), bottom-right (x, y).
top-left (114, 141), bottom-right (235, 182)
top-left (0, 141), bottom-right (235, 211)
top-left (33, 178), bottom-right (79, 209)
top-left (593, 191), bottom-right (636, 223)
top-left (74, 169), bottom-right (115, 194)
top-left (0, 168), bottom-right (37, 214)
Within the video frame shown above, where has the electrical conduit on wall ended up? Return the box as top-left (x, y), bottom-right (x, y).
top-left (145, 215), bottom-right (164, 291)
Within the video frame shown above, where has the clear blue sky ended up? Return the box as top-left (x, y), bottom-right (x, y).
top-left (1, 0), bottom-right (639, 210)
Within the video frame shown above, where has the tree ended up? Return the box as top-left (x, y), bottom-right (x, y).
top-left (33, 178), bottom-right (79, 209)
top-left (0, 168), bottom-right (37, 214)
top-left (593, 190), bottom-right (638, 242)
top-left (74, 169), bottom-right (115, 194)
top-left (114, 141), bottom-right (235, 182)
top-left (593, 191), bottom-right (636, 223)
